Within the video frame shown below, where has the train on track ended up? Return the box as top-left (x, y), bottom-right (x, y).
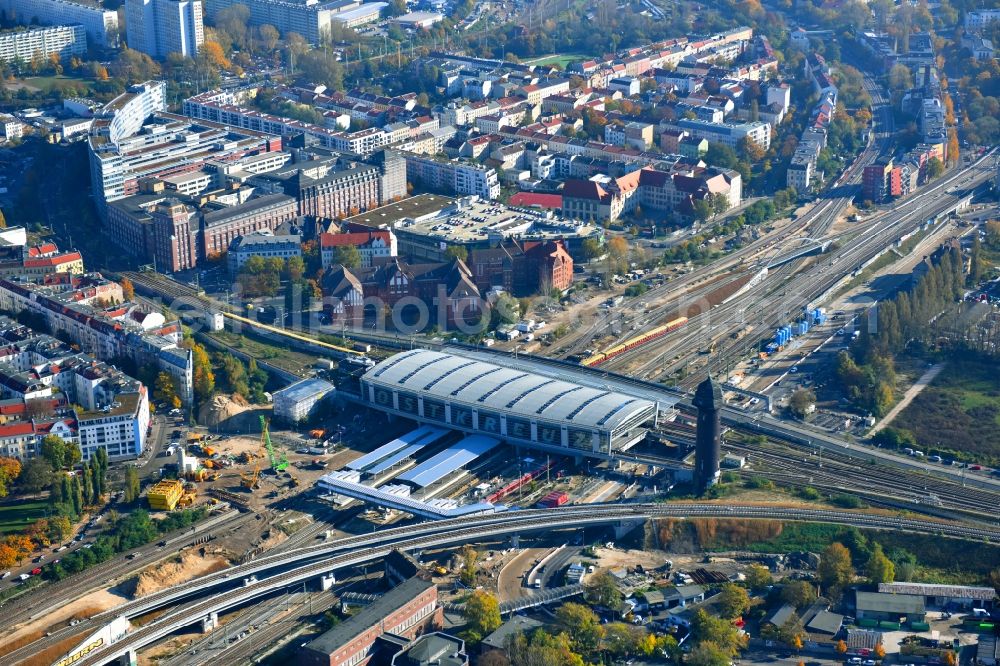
top-left (581, 317), bottom-right (688, 366)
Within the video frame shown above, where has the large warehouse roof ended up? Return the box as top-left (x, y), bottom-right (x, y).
top-left (363, 350), bottom-right (656, 431)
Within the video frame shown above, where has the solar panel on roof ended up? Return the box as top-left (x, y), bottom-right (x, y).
top-left (478, 373), bottom-right (530, 402)
top-left (397, 355), bottom-right (450, 384)
top-left (451, 367), bottom-right (504, 395)
top-left (372, 349), bottom-right (422, 378)
top-left (397, 435), bottom-right (499, 487)
top-left (505, 379), bottom-right (557, 409)
top-left (597, 398), bottom-right (641, 426)
top-left (423, 361), bottom-right (477, 391)
top-left (566, 391), bottom-right (613, 420)
top-left (536, 386), bottom-right (585, 414)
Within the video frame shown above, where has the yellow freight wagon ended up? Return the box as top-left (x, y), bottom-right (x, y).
top-left (147, 479), bottom-right (184, 511)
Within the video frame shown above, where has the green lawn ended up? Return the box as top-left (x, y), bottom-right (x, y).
top-left (523, 53), bottom-right (590, 68)
top-left (0, 500), bottom-right (48, 534)
top-left (20, 75), bottom-right (97, 94)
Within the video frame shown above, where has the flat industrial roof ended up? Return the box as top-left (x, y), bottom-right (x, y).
top-left (347, 425), bottom-right (448, 471)
top-left (397, 434), bottom-right (498, 487)
top-left (363, 350), bottom-right (657, 432)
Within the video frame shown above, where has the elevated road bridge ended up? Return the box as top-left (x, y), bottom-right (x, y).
top-left (49, 503), bottom-right (1000, 666)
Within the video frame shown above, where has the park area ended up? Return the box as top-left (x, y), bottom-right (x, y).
top-left (0, 500), bottom-right (48, 535)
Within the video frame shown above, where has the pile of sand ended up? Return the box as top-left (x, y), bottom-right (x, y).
top-left (198, 393), bottom-right (253, 428)
top-left (133, 551), bottom-right (230, 598)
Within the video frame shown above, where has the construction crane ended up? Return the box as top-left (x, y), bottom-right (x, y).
top-left (261, 415), bottom-right (289, 473)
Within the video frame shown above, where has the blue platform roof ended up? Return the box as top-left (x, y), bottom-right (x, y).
top-left (397, 435), bottom-right (499, 488)
top-left (365, 443), bottom-right (424, 476)
top-left (347, 425), bottom-right (448, 471)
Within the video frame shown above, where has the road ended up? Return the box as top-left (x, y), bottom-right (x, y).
top-left (870, 363), bottom-right (945, 434)
top-left (36, 503), bottom-right (1000, 666)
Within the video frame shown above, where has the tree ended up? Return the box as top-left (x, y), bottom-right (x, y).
top-left (687, 641), bottom-right (734, 666)
top-left (818, 542), bottom-right (854, 594)
top-left (603, 622), bottom-right (644, 658)
top-left (188, 340), bottom-right (215, 404)
top-left (27, 518), bottom-right (51, 547)
top-left (201, 41), bottom-right (230, 69)
top-left (866, 543), bottom-right (895, 584)
top-left (693, 198), bottom-right (712, 224)
top-left (124, 466), bottom-right (140, 504)
top-left (2, 534), bottom-right (33, 563)
top-left (946, 128), bottom-right (959, 167)
top-left (444, 245), bottom-right (469, 262)
top-left (460, 545), bottom-right (477, 585)
top-left (120, 277), bottom-right (135, 302)
top-left (48, 515), bottom-right (71, 542)
top-left (717, 582), bottom-right (751, 619)
top-left (40, 435), bottom-right (80, 470)
top-left (781, 580), bottom-right (817, 608)
top-left (580, 237), bottom-right (603, 260)
top-left (70, 474), bottom-right (82, 517)
top-left (154, 371), bottom-right (181, 409)
top-left (836, 640), bottom-right (848, 655)
top-left (257, 23), bottom-right (280, 51)
top-left (888, 63), bottom-right (913, 92)
top-left (746, 564), bottom-right (773, 591)
top-left (0, 209), bottom-right (6, 229)
top-left (0, 457), bottom-right (21, 498)
top-left (333, 244), bottom-right (362, 270)
top-left (690, 609), bottom-right (743, 656)
top-left (585, 570), bottom-right (622, 609)
top-left (788, 388), bottom-right (816, 418)
top-left (925, 157), bottom-right (944, 179)
top-left (491, 292), bottom-right (522, 328)
top-left (554, 602), bottom-right (604, 655)
top-left (286, 255), bottom-right (306, 282)
top-left (709, 192), bottom-right (730, 219)
top-left (464, 590), bottom-right (501, 635)
top-left (80, 461), bottom-right (92, 506)
top-left (19, 457), bottom-right (52, 493)
top-left (874, 644), bottom-right (886, 659)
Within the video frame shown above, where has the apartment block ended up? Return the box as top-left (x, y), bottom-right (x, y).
top-left (227, 231), bottom-right (302, 274)
top-left (0, 275), bottom-right (193, 405)
top-left (403, 152), bottom-right (500, 200)
top-left (0, 0), bottom-right (119, 46)
top-left (125, 0), bottom-right (204, 58)
top-left (671, 118), bottom-right (771, 150)
top-left (0, 24), bottom-right (86, 62)
top-left (202, 0), bottom-right (365, 44)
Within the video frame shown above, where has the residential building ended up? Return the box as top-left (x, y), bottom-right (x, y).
top-left (202, 0), bottom-right (365, 44)
top-left (0, 277), bottom-right (193, 405)
top-left (670, 118), bottom-right (771, 150)
top-left (965, 9), bottom-right (1000, 31)
top-left (227, 231), bottom-right (302, 273)
top-left (183, 88), bottom-right (395, 155)
top-left (0, 24), bottom-right (86, 62)
top-left (0, 0), bottom-right (119, 46)
top-left (862, 157), bottom-right (893, 202)
top-left (609, 77), bottom-right (641, 96)
top-left (403, 152), bottom-right (500, 200)
top-left (0, 241), bottom-right (84, 280)
top-left (0, 318), bottom-right (152, 460)
top-left (125, 0), bottom-right (204, 58)
top-left (320, 226), bottom-right (396, 269)
top-left (0, 114), bottom-right (24, 140)
top-left (273, 377), bottom-right (335, 424)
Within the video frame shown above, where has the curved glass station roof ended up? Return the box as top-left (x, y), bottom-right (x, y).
top-left (363, 350), bottom-right (657, 432)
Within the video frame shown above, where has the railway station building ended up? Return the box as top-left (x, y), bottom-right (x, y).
top-left (359, 350), bottom-right (658, 459)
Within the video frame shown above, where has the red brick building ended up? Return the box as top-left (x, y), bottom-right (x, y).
top-left (298, 577), bottom-right (442, 666)
top-left (469, 239), bottom-right (573, 296)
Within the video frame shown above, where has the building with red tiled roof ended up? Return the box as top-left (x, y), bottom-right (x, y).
top-left (320, 227), bottom-right (397, 268)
